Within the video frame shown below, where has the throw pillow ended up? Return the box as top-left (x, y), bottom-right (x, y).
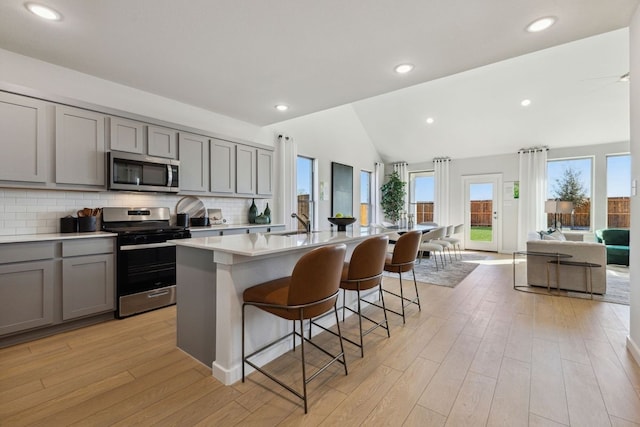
top-left (541, 230), bottom-right (566, 241)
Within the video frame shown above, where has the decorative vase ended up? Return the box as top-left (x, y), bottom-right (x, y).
top-left (264, 203), bottom-right (271, 224)
top-left (248, 199), bottom-right (257, 224)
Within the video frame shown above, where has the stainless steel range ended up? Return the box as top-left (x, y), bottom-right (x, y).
top-left (101, 207), bottom-right (191, 318)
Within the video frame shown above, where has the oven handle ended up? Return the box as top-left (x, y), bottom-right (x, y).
top-left (148, 289), bottom-right (171, 298)
top-left (120, 242), bottom-right (176, 251)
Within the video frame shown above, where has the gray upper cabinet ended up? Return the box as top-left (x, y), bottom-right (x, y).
top-left (257, 149), bottom-right (273, 196)
top-left (210, 139), bottom-right (236, 194)
top-left (147, 125), bottom-right (177, 159)
top-left (55, 106), bottom-right (106, 187)
top-left (178, 132), bottom-right (209, 192)
top-left (0, 92), bottom-right (48, 183)
top-left (236, 144), bottom-right (256, 195)
top-left (108, 117), bottom-right (144, 154)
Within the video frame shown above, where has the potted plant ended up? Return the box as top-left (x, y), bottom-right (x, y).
top-left (380, 170), bottom-right (406, 226)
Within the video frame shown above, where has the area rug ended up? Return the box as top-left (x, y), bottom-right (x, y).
top-left (383, 252), bottom-right (486, 288)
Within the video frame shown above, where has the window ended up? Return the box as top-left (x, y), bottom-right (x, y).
top-left (547, 158), bottom-right (592, 230)
top-left (409, 171), bottom-right (434, 224)
top-left (296, 156), bottom-right (315, 230)
top-left (607, 154), bottom-right (630, 228)
top-left (360, 170), bottom-right (371, 225)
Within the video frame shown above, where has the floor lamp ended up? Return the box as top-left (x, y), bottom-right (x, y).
top-left (544, 200), bottom-right (574, 230)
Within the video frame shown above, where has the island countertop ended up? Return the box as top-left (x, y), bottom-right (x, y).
top-left (172, 227), bottom-right (392, 258)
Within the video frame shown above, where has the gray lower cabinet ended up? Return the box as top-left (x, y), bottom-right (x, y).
top-left (0, 260), bottom-right (54, 335)
top-left (55, 106), bottom-right (106, 187)
top-left (0, 92), bottom-right (49, 183)
top-left (0, 237), bottom-right (116, 339)
top-left (62, 254), bottom-right (114, 320)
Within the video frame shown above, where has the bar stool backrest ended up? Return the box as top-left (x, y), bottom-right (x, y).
top-left (346, 235), bottom-right (389, 289)
top-left (288, 244), bottom-right (347, 318)
top-left (391, 230), bottom-right (422, 266)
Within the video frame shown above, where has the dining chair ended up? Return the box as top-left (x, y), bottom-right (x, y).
top-left (442, 223), bottom-right (464, 259)
top-left (431, 226), bottom-right (454, 263)
top-left (242, 244), bottom-right (348, 413)
top-left (418, 227), bottom-right (447, 270)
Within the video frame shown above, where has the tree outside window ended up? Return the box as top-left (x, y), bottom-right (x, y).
top-left (547, 158), bottom-right (592, 230)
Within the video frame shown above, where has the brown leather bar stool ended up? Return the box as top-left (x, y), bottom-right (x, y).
top-left (311, 235), bottom-right (390, 357)
top-left (242, 244), bottom-right (348, 414)
top-left (383, 230), bottom-right (422, 323)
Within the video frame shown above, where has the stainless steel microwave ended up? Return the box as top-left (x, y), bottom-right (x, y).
top-left (108, 151), bottom-right (179, 193)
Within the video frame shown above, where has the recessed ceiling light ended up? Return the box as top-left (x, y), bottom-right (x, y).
top-left (521, 99), bottom-right (532, 107)
top-left (25, 2), bottom-right (61, 21)
top-left (274, 104), bottom-right (289, 112)
top-left (425, 117), bottom-right (435, 124)
top-left (394, 64), bottom-right (414, 74)
top-left (526, 16), bottom-right (556, 33)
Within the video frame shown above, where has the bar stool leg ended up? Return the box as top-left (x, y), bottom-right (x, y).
top-left (379, 282), bottom-right (390, 338)
top-left (356, 287), bottom-right (364, 357)
top-left (412, 269), bottom-right (421, 311)
top-left (398, 273), bottom-right (406, 324)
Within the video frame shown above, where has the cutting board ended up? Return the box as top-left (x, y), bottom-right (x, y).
top-left (176, 196), bottom-right (206, 218)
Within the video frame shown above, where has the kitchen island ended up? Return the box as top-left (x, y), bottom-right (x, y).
top-left (173, 227), bottom-right (392, 385)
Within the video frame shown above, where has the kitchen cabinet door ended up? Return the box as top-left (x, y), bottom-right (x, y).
top-left (257, 148), bottom-right (273, 196)
top-left (0, 92), bottom-right (48, 183)
top-left (0, 260), bottom-right (54, 335)
top-left (55, 106), bottom-right (106, 187)
top-left (62, 254), bottom-right (114, 320)
top-left (148, 125), bottom-right (177, 159)
top-left (236, 145), bottom-right (256, 195)
top-left (178, 132), bottom-right (209, 192)
top-left (109, 117), bottom-right (144, 154)
top-left (210, 138), bottom-right (236, 193)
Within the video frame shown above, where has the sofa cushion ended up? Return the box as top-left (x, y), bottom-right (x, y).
top-left (601, 229), bottom-right (629, 246)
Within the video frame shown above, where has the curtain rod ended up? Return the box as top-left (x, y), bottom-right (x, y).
top-left (518, 146), bottom-right (548, 154)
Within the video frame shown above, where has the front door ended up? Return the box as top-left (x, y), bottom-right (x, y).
top-left (463, 174), bottom-right (501, 252)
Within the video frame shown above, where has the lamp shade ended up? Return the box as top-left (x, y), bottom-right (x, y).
top-left (557, 201), bottom-right (574, 214)
top-left (544, 200), bottom-right (557, 213)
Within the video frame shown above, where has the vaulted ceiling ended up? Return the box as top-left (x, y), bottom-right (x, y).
top-left (0, 0), bottom-right (636, 162)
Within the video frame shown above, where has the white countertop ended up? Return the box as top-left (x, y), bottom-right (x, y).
top-left (0, 231), bottom-right (117, 244)
top-left (173, 227), bottom-right (393, 257)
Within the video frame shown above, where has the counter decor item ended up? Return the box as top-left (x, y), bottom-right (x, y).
top-left (208, 208), bottom-right (226, 225)
top-left (264, 203), bottom-right (271, 224)
top-left (328, 216), bottom-right (357, 231)
top-left (60, 216), bottom-right (78, 233)
top-left (76, 207), bottom-right (100, 232)
top-left (248, 199), bottom-right (257, 224)
top-left (177, 196), bottom-right (207, 227)
top-left (176, 213), bottom-right (189, 227)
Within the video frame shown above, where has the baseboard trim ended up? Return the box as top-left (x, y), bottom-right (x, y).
top-left (626, 335), bottom-right (640, 365)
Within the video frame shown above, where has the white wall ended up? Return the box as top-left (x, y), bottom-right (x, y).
top-left (628, 4), bottom-right (640, 363)
top-left (266, 104), bottom-right (383, 229)
top-left (0, 48), bottom-right (272, 146)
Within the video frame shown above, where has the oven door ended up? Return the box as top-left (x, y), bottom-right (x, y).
top-left (117, 241), bottom-right (177, 317)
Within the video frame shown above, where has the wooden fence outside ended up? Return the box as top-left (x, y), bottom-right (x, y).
top-left (415, 197), bottom-right (630, 229)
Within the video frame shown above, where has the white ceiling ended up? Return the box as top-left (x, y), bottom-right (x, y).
top-left (0, 0), bottom-right (637, 163)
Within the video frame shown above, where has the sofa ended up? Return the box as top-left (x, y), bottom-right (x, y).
top-left (595, 228), bottom-right (629, 266)
top-left (526, 240), bottom-right (607, 294)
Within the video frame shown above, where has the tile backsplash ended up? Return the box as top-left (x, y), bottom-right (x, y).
top-left (0, 188), bottom-right (272, 236)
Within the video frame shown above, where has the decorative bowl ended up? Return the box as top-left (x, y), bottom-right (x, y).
top-left (328, 217), bottom-right (357, 231)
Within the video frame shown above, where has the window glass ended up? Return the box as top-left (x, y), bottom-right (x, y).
top-left (360, 170), bottom-right (371, 226)
top-left (547, 158), bottom-right (592, 230)
top-left (607, 154), bottom-right (630, 228)
top-left (296, 156), bottom-right (314, 230)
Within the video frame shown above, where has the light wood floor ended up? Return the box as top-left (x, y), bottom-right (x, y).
top-left (2, 253), bottom-right (639, 426)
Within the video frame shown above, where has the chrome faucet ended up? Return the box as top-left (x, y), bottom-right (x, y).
top-left (291, 213), bottom-right (311, 233)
